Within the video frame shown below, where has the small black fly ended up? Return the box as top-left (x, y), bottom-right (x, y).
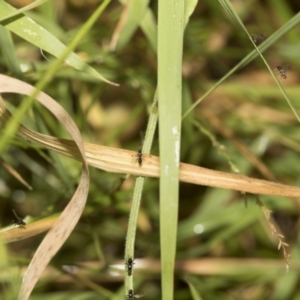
top-left (125, 289), bottom-right (144, 299)
top-left (12, 209), bottom-right (26, 227)
top-left (275, 65), bottom-right (288, 80)
top-left (125, 257), bottom-right (135, 276)
top-left (252, 33), bottom-right (266, 45)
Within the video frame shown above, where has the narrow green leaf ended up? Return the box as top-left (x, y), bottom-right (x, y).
top-left (123, 92), bottom-right (158, 294)
top-left (140, 9), bottom-right (157, 52)
top-left (0, 0), bottom-right (48, 22)
top-left (184, 0), bottom-right (199, 26)
top-left (0, 26), bottom-right (23, 78)
top-left (0, 0), bottom-right (113, 155)
top-left (0, 1), bottom-right (116, 85)
top-left (185, 277), bottom-right (203, 300)
top-left (114, 0), bottom-right (150, 51)
top-left (158, 1), bottom-right (184, 299)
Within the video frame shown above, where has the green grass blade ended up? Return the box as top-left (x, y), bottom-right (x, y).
top-left (0, 0), bottom-right (112, 156)
top-left (158, 1), bottom-right (184, 299)
top-left (185, 277), bottom-right (203, 300)
top-left (124, 177), bottom-right (144, 293)
top-left (0, 0), bottom-right (47, 22)
top-left (124, 93), bottom-right (158, 294)
top-left (140, 8), bottom-right (157, 52)
top-left (184, 0), bottom-right (198, 26)
top-left (114, 0), bottom-right (150, 51)
top-left (0, 0), bottom-right (115, 85)
top-left (0, 26), bottom-right (23, 78)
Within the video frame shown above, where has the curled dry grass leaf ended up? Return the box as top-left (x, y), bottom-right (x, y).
top-left (0, 75), bottom-right (89, 300)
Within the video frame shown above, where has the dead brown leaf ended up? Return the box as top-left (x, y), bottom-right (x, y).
top-left (0, 74), bottom-right (89, 300)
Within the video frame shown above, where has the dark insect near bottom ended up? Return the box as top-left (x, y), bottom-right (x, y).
top-left (125, 257), bottom-right (135, 276)
top-left (125, 289), bottom-right (144, 299)
top-left (12, 209), bottom-right (26, 227)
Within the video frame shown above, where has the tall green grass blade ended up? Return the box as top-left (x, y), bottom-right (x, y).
top-left (124, 176), bottom-right (144, 293)
top-left (158, 1), bottom-right (184, 298)
top-left (140, 0), bottom-right (198, 53)
top-left (124, 93), bottom-right (158, 293)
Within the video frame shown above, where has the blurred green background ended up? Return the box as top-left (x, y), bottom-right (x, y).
top-left (1, 0), bottom-right (300, 299)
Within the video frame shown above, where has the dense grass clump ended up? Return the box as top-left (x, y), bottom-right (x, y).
top-left (1, 1), bottom-right (300, 299)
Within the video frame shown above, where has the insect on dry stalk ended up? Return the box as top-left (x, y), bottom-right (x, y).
top-left (12, 209), bottom-right (26, 228)
top-left (132, 131), bottom-right (144, 167)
